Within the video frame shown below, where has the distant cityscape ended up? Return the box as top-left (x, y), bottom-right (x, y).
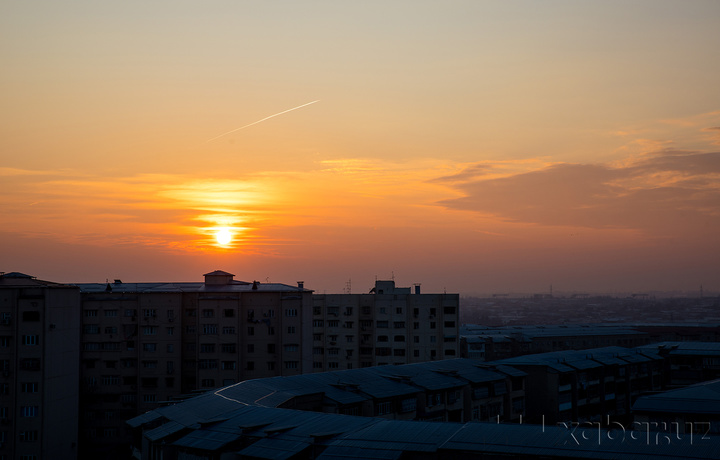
top-left (1, 270), bottom-right (719, 460)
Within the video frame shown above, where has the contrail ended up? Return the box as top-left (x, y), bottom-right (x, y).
top-left (205, 100), bottom-right (319, 143)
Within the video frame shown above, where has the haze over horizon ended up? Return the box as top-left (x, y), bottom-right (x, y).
top-left (2, 1), bottom-right (719, 296)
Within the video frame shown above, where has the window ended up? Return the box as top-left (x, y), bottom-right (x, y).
top-left (19, 431), bottom-right (38, 442)
top-left (362, 306), bottom-right (371, 315)
top-left (396, 307), bottom-right (403, 314)
top-left (186, 326), bottom-right (196, 334)
top-left (143, 394), bottom-right (157, 403)
top-left (377, 335), bottom-right (389, 342)
top-left (104, 360), bottom-right (116, 368)
top-left (313, 333), bottom-right (323, 341)
top-left (223, 327), bottom-right (236, 334)
top-left (430, 322), bottom-right (436, 329)
top-left (247, 344), bottom-right (254, 353)
top-left (444, 349), bottom-right (456, 356)
top-left (223, 309), bottom-right (235, 317)
top-left (313, 307), bottom-right (322, 315)
top-left (414, 336), bottom-right (420, 343)
top-left (313, 362), bottom-right (323, 369)
top-left (143, 309), bottom-right (156, 318)
top-left (222, 343), bottom-right (237, 353)
top-left (267, 309), bottom-right (275, 318)
top-left (328, 320), bottom-right (339, 327)
top-left (103, 427), bottom-right (118, 438)
top-left (328, 348), bottom-right (340, 355)
top-left (414, 322), bottom-right (419, 330)
top-left (393, 322), bottom-right (405, 329)
top-left (393, 349), bottom-right (406, 357)
top-left (444, 336), bottom-right (457, 342)
top-left (85, 310), bottom-right (98, 317)
top-left (444, 307), bottom-right (456, 314)
top-left (346, 335), bottom-right (354, 343)
top-left (202, 309), bottom-right (214, 318)
top-left (328, 362), bottom-right (339, 369)
top-left (143, 343), bottom-right (157, 352)
top-left (201, 379), bottom-right (215, 387)
top-left (143, 326), bottom-right (157, 335)
top-left (313, 347), bottom-right (324, 355)
top-left (414, 350), bottom-right (420, 357)
top-left (142, 361), bottom-right (157, 369)
top-left (401, 398), bottom-right (416, 412)
top-left (287, 326), bottom-right (296, 334)
top-left (343, 321), bottom-right (353, 328)
top-left (313, 320), bottom-right (324, 327)
top-left (102, 375), bottom-right (120, 385)
top-left (376, 401), bottom-right (392, 415)
top-left (285, 308), bottom-right (298, 317)
top-left (267, 344), bottom-right (275, 353)
top-left (21, 382), bottom-right (38, 393)
top-left (83, 325), bottom-right (99, 334)
top-left (285, 361), bottom-right (299, 369)
top-left (21, 406), bottom-right (38, 417)
top-left (104, 326), bottom-right (117, 334)
top-left (198, 359), bottom-right (218, 369)
top-left (246, 361), bottom-right (254, 370)
top-left (222, 361), bottom-right (236, 370)
top-left (167, 327), bottom-right (174, 335)
top-left (0, 337), bottom-right (9, 347)
top-left (268, 326), bottom-right (275, 335)
top-left (202, 324), bottom-right (218, 335)
top-left (444, 321), bottom-right (456, 328)
top-left (377, 321), bottom-right (388, 328)
top-left (430, 336), bottom-right (436, 343)
top-left (284, 344), bottom-right (299, 352)
top-left (200, 343), bottom-right (216, 353)
top-left (186, 309), bottom-right (197, 317)
top-left (247, 326), bottom-right (254, 336)
top-left (104, 309), bottom-right (118, 317)
top-left (394, 335), bottom-right (405, 342)
top-left (124, 309), bottom-right (136, 317)
top-left (267, 362), bottom-right (275, 371)
top-left (379, 307), bottom-right (386, 314)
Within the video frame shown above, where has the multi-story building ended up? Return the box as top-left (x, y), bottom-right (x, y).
top-left (311, 280), bottom-right (460, 371)
top-left (0, 272), bottom-right (80, 460)
top-left (76, 270), bottom-right (312, 458)
top-left (76, 273), bottom-right (460, 458)
top-left (493, 346), bottom-right (664, 424)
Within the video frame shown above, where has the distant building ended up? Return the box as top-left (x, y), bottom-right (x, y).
top-left (311, 280), bottom-right (460, 370)
top-left (0, 272), bottom-right (80, 460)
top-left (461, 324), bottom-right (654, 361)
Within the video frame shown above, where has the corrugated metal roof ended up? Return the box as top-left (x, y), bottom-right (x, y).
top-left (633, 378), bottom-right (720, 415)
top-left (236, 437), bottom-right (311, 460)
top-left (316, 445), bottom-right (402, 460)
top-left (144, 420), bottom-right (186, 441)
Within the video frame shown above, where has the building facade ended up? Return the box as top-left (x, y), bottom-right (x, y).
top-left (311, 280), bottom-right (460, 371)
top-left (0, 272), bottom-right (80, 460)
top-left (76, 273), bottom-right (460, 458)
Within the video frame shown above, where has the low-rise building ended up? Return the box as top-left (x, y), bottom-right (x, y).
top-left (493, 346), bottom-right (664, 424)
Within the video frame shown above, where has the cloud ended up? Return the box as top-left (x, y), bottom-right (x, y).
top-left (436, 151), bottom-right (720, 236)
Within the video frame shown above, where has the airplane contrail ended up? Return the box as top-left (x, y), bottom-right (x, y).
top-left (205, 100), bottom-right (319, 143)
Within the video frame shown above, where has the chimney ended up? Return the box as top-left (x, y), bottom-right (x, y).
top-left (297, 281), bottom-right (304, 290)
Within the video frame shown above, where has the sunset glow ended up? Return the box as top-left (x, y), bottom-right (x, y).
top-left (1, 1), bottom-right (719, 294)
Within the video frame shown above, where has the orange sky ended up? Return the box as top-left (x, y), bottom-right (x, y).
top-left (1, 1), bottom-right (719, 295)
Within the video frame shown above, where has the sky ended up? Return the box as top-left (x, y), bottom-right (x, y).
top-left (1, 1), bottom-right (719, 296)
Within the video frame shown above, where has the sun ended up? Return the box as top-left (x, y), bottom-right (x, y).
top-left (215, 228), bottom-right (232, 246)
